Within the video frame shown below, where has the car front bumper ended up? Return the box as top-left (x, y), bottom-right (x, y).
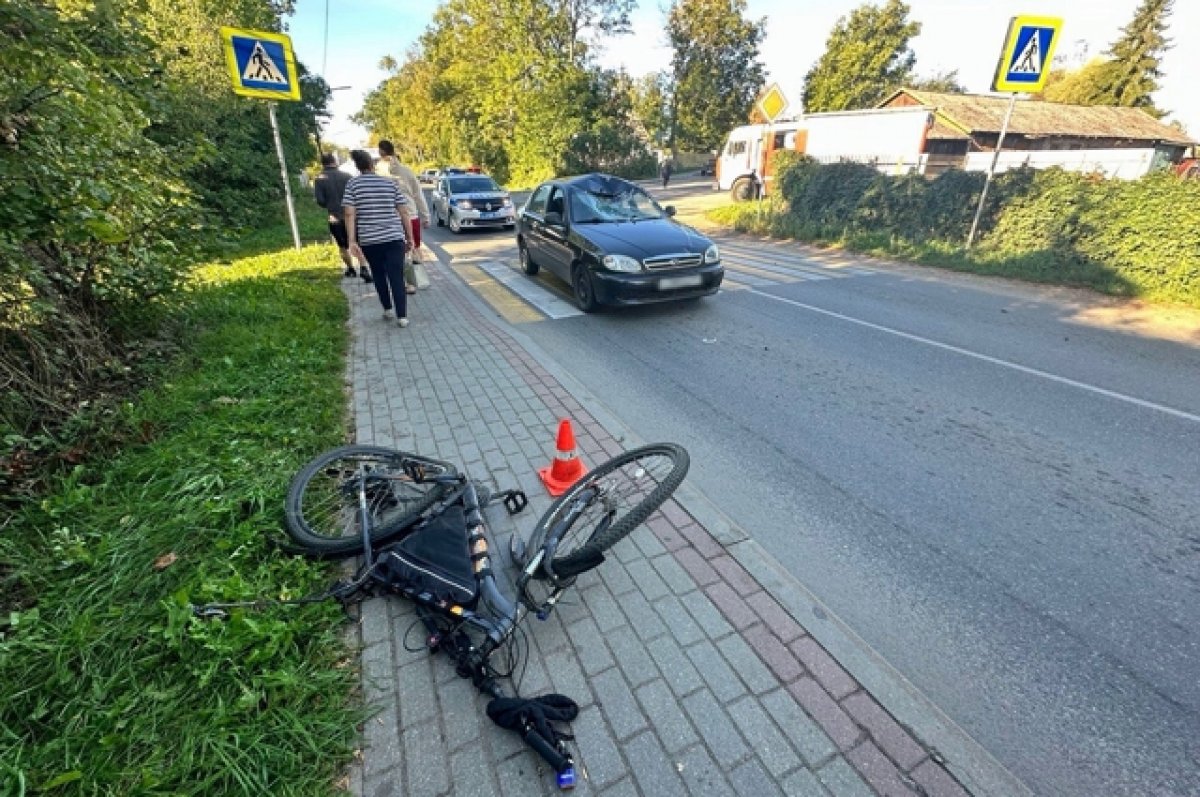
top-left (452, 207), bottom-right (516, 227)
top-left (591, 263), bottom-right (724, 306)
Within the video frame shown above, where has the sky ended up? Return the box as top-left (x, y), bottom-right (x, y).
top-left (283, 0), bottom-right (1199, 147)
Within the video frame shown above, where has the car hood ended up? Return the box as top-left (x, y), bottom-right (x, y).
top-left (573, 219), bottom-right (712, 259)
top-left (452, 191), bottom-right (509, 201)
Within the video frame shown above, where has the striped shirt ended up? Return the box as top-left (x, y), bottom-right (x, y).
top-left (343, 173), bottom-right (408, 246)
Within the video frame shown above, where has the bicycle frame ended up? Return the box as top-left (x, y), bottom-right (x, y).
top-left (357, 470), bottom-right (581, 785)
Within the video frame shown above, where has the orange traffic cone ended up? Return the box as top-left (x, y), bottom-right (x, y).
top-left (538, 419), bottom-right (587, 496)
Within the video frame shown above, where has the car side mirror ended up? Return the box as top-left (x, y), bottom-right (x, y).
top-left (664, 205), bottom-right (677, 217)
top-left (544, 211), bottom-right (564, 227)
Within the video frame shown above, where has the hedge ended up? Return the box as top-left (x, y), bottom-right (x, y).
top-left (762, 156), bottom-right (1200, 306)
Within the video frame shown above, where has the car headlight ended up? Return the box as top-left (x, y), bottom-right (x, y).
top-left (704, 244), bottom-right (720, 264)
top-left (602, 254), bottom-right (642, 273)
top-left (502, 197), bottom-right (513, 208)
top-left (454, 199), bottom-right (473, 210)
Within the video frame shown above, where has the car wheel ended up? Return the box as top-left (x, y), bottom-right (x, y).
top-left (519, 240), bottom-right (539, 276)
top-left (448, 213), bottom-right (462, 234)
top-left (731, 178), bottom-right (756, 203)
top-left (572, 264), bottom-right (599, 313)
top-left (435, 206), bottom-right (445, 227)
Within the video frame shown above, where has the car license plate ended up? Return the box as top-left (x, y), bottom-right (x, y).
top-left (658, 275), bottom-right (703, 290)
top-left (479, 211), bottom-right (498, 218)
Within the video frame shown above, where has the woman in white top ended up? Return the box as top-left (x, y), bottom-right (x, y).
top-left (343, 149), bottom-right (414, 327)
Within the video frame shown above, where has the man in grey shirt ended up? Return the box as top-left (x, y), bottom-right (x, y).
top-left (314, 153), bottom-right (370, 280)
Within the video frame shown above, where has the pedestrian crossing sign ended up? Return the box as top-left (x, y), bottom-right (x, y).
top-left (220, 26), bottom-right (301, 101)
top-left (991, 15), bottom-right (1063, 93)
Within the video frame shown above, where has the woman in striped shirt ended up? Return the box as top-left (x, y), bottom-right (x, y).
top-left (344, 149), bottom-right (414, 327)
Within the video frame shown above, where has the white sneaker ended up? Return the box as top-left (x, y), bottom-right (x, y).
top-left (397, 317), bottom-right (409, 328)
top-left (382, 309), bottom-right (394, 321)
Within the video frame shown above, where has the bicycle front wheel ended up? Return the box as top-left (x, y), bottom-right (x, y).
top-left (526, 443), bottom-right (689, 578)
top-left (284, 445), bottom-right (458, 557)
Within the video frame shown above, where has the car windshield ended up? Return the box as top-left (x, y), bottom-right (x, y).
top-left (449, 177), bottom-right (500, 193)
top-left (569, 181), bottom-right (663, 223)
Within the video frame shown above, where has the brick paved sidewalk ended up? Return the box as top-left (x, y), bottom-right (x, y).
top-left (341, 254), bottom-right (1022, 797)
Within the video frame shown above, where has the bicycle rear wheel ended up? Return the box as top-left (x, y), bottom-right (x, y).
top-left (525, 443), bottom-right (689, 579)
top-left (284, 445), bottom-right (458, 557)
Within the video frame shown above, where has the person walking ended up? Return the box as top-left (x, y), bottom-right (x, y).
top-left (313, 153), bottom-right (371, 281)
top-left (343, 149), bottom-right (413, 328)
top-left (375, 139), bottom-right (431, 295)
top-left (659, 156), bottom-right (673, 189)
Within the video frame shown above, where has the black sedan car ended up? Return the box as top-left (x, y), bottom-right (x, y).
top-left (516, 173), bottom-right (723, 311)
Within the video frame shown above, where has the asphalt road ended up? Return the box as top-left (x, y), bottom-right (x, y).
top-left (419, 179), bottom-right (1200, 796)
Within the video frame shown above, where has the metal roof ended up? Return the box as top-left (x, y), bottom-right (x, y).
top-left (882, 89), bottom-right (1196, 146)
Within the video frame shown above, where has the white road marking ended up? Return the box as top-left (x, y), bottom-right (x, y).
top-left (475, 260), bottom-right (582, 319)
top-left (753, 290), bottom-right (1200, 424)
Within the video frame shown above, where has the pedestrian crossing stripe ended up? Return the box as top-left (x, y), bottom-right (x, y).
top-left (453, 247), bottom-right (879, 322)
top-left (992, 15), bottom-right (1062, 94)
top-left (220, 26), bottom-right (301, 101)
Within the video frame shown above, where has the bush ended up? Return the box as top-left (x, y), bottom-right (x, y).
top-left (751, 156), bottom-right (1200, 305)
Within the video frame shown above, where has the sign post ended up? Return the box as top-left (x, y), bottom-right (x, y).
top-left (753, 83), bottom-right (789, 219)
top-left (967, 15), bottom-right (1063, 249)
top-left (220, 26), bottom-right (303, 250)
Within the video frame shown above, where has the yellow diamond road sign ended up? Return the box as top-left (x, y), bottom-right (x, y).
top-left (991, 15), bottom-right (1063, 93)
top-left (757, 84), bottom-right (789, 123)
top-left (220, 26), bottom-right (301, 101)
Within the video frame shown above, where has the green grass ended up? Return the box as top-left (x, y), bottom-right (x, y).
top-left (707, 201), bottom-right (1200, 308)
top-left (1, 244), bottom-right (362, 795)
top-left (210, 192), bottom-right (332, 261)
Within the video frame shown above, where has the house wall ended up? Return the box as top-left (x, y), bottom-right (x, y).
top-left (962, 147), bottom-right (1163, 179)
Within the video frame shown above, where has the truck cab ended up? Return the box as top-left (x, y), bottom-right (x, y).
top-left (714, 122), bottom-right (804, 201)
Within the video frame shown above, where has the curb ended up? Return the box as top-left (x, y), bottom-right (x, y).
top-left (438, 251), bottom-right (1032, 797)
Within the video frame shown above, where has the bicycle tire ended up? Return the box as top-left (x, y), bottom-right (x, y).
top-left (284, 445), bottom-right (458, 557)
top-left (526, 443), bottom-right (689, 578)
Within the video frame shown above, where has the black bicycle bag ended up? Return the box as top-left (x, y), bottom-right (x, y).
top-left (375, 504), bottom-right (478, 609)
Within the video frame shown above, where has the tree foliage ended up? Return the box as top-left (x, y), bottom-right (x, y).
top-left (628, 71), bottom-right (673, 147)
top-left (1043, 0), bottom-right (1173, 117)
top-left (1098, 0), bottom-right (1173, 115)
top-left (357, 0), bottom-right (651, 185)
top-left (802, 0), bottom-right (920, 112)
top-left (909, 69), bottom-right (966, 94)
top-left (666, 0), bottom-right (765, 152)
top-left (1, 0), bottom-right (324, 444)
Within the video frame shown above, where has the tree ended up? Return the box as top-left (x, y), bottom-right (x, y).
top-left (1042, 59), bottom-right (1115, 105)
top-left (357, 0), bottom-right (648, 184)
top-left (629, 70), bottom-right (672, 145)
top-left (137, 0), bottom-right (326, 217)
top-left (909, 69), bottom-right (966, 94)
top-left (802, 0), bottom-right (920, 112)
top-left (666, 0), bottom-right (766, 152)
top-left (1096, 0), bottom-right (1173, 115)
top-left (1043, 0), bottom-right (1173, 116)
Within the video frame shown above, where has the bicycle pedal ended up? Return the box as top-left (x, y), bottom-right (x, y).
top-left (556, 767), bottom-right (577, 790)
top-left (504, 490), bottom-right (528, 515)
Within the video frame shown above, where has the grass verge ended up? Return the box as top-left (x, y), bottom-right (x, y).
top-left (1, 243), bottom-right (362, 795)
